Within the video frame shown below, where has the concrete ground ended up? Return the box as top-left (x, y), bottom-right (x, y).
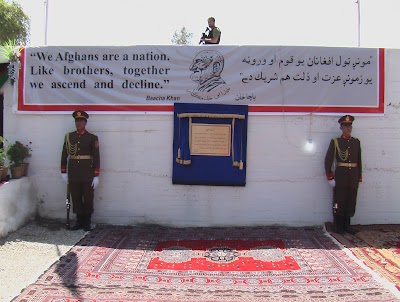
top-left (0, 217), bottom-right (85, 302)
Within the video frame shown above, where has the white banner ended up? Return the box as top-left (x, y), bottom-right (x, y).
top-left (19, 45), bottom-right (383, 113)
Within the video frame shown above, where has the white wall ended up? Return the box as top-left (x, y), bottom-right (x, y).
top-left (2, 49), bottom-right (400, 227)
top-left (0, 177), bottom-right (38, 237)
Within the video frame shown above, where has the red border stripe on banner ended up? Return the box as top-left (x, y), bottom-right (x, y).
top-left (17, 48), bottom-right (385, 114)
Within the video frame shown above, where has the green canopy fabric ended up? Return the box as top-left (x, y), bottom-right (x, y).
top-left (0, 63), bottom-right (9, 89)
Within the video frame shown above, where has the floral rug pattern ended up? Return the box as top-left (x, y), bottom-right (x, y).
top-left (13, 225), bottom-right (400, 301)
top-left (327, 223), bottom-right (400, 291)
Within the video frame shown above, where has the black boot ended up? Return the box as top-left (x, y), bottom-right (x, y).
top-left (83, 214), bottom-right (92, 231)
top-left (344, 217), bottom-right (356, 235)
top-left (70, 214), bottom-right (84, 231)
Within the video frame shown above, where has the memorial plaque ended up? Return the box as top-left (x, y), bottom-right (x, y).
top-left (190, 124), bottom-right (231, 156)
top-left (173, 103), bottom-right (248, 186)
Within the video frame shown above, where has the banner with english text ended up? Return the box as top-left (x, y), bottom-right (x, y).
top-left (18, 45), bottom-right (384, 114)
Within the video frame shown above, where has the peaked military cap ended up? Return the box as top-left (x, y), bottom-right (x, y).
top-left (72, 110), bottom-right (89, 120)
top-left (338, 115), bottom-right (354, 125)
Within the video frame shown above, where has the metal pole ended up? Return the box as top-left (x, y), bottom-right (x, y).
top-left (356, 0), bottom-right (361, 47)
top-left (44, 0), bottom-right (49, 45)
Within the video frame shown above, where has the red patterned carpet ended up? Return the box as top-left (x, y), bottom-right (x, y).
top-left (327, 223), bottom-right (400, 291)
top-left (13, 225), bottom-right (400, 301)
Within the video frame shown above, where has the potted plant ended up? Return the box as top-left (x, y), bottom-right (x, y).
top-left (21, 141), bottom-right (32, 176)
top-left (0, 40), bottom-right (23, 85)
top-left (6, 141), bottom-right (31, 179)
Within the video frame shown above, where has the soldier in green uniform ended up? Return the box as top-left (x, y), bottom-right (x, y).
top-left (325, 115), bottom-right (362, 234)
top-left (61, 111), bottom-right (100, 231)
top-left (200, 17), bottom-right (221, 44)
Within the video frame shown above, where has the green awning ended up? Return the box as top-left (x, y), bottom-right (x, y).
top-left (0, 63), bottom-right (9, 89)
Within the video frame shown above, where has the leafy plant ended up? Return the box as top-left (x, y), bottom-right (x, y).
top-left (0, 0), bottom-right (30, 45)
top-left (0, 39), bottom-right (23, 62)
top-left (171, 26), bottom-right (193, 45)
top-left (6, 140), bottom-right (32, 167)
top-left (1, 39), bottom-right (23, 85)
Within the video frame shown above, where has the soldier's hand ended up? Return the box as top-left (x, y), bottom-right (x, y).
top-left (328, 179), bottom-right (336, 187)
top-left (61, 173), bottom-right (68, 184)
top-left (91, 176), bottom-right (99, 189)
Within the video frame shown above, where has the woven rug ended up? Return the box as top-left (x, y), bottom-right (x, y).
top-left (13, 225), bottom-right (400, 301)
top-left (327, 223), bottom-right (400, 291)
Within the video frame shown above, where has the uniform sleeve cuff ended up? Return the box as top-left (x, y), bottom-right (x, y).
top-left (326, 171), bottom-right (334, 180)
top-left (61, 165), bottom-right (67, 173)
top-left (94, 167), bottom-right (100, 176)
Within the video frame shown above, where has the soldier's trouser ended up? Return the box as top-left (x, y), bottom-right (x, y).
top-left (333, 215), bottom-right (354, 233)
top-left (334, 186), bottom-right (358, 217)
top-left (70, 214), bottom-right (84, 230)
top-left (333, 215), bottom-right (345, 233)
top-left (83, 214), bottom-right (92, 231)
top-left (70, 181), bottom-right (94, 216)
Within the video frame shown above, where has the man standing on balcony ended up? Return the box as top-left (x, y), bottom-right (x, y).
top-left (61, 110), bottom-right (100, 231)
top-left (325, 115), bottom-right (362, 234)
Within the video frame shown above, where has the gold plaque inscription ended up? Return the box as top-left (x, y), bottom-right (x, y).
top-left (190, 124), bottom-right (231, 156)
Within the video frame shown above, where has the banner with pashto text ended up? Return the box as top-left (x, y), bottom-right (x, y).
top-left (18, 45), bottom-right (384, 113)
